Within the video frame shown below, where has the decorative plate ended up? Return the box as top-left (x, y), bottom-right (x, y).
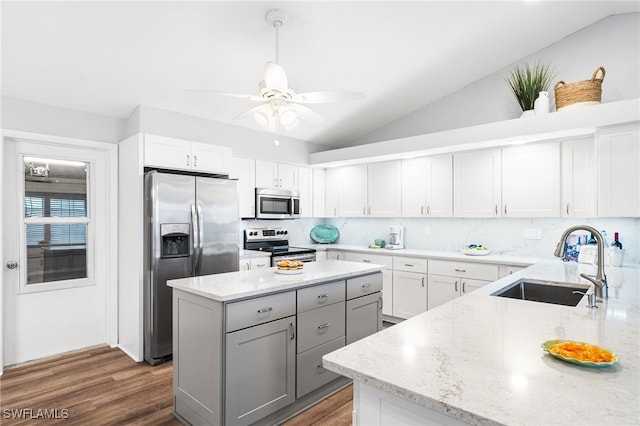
top-left (541, 340), bottom-right (617, 367)
top-left (275, 268), bottom-right (304, 275)
top-left (310, 225), bottom-right (339, 244)
top-left (461, 245), bottom-right (490, 256)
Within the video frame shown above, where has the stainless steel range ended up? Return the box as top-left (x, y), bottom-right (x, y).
top-left (244, 227), bottom-right (316, 265)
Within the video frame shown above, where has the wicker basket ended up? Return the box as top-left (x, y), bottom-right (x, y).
top-left (554, 67), bottom-right (605, 111)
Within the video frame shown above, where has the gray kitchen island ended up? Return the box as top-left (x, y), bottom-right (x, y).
top-left (167, 260), bottom-right (385, 426)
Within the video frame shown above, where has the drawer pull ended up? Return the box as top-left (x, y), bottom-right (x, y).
top-left (362, 259), bottom-right (371, 263)
top-left (316, 364), bottom-right (323, 369)
top-left (289, 322), bottom-right (295, 340)
top-left (404, 263), bottom-right (414, 267)
top-left (462, 281), bottom-right (466, 293)
top-left (317, 294), bottom-right (330, 299)
top-left (454, 268), bottom-right (466, 273)
top-left (361, 283), bottom-right (371, 288)
top-left (455, 281), bottom-right (458, 292)
top-left (257, 307), bottom-right (273, 314)
top-left (317, 323), bottom-right (330, 330)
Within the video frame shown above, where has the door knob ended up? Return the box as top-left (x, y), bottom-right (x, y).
top-left (6, 261), bottom-right (18, 269)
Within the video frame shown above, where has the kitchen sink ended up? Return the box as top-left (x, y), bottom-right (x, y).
top-left (492, 280), bottom-right (590, 306)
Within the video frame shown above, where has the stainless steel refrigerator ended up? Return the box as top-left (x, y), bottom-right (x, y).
top-left (144, 170), bottom-right (239, 365)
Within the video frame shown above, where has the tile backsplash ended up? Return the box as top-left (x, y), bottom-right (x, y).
top-left (246, 217), bottom-right (640, 264)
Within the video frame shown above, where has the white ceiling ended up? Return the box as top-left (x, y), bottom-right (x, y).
top-left (2, 1), bottom-right (638, 147)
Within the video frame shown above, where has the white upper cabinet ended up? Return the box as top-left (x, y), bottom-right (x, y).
top-left (255, 160), bottom-right (298, 191)
top-left (501, 142), bottom-right (560, 217)
top-left (230, 156), bottom-right (256, 219)
top-left (561, 136), bottom-right (596, 218)
top-left (454, 149), bottom-right (502, 217)
top-left (339, 165), bottom-right (368, 217)
top-left (336, 161), bottom-right (402, 217)
top-left (367, 160), bottom-right (402, 217)
top-left (297, 166), bottom-right (313, 218)
top-left (144, 134), bottom-right (231, 175)
top-left (325, 168), bottom-right (340, 217)
top-left (401, 154), bottom-right (452, 217)
top-left (597, 124), bottom-right (640, 217)
top-left (312, 168), bottom-right (326, 218)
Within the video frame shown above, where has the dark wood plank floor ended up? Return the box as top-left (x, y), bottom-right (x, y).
top-left (0, 345), bottom-right (352, 425)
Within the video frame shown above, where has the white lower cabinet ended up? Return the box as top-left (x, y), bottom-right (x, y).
top-left (239, 255), bottom-right (271, 271)
top-left (427, 259), bottom-right (498, 310)
top-left (498, 264), bottom-right (525, 278)
top-left (392, 256), bottom-right (428, 319)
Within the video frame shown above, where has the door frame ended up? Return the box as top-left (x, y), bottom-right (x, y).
top-left (1, 129), bottom-right (118, 373)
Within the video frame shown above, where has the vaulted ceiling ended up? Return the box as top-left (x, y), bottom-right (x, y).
top-left (2, 1), bottom-right (638, 147)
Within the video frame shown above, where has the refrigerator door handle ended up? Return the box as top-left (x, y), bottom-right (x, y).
top-left (191, 203), bottom-right (198, 274)
top-left (196, 203), bottom-right (204, 274)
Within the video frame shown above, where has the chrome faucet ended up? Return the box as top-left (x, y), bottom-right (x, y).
top-left (554, 225), bottom-right (608, 301)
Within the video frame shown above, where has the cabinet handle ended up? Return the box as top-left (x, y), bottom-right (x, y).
top-left (279, 178), bottom-right (283, 187)
top-left (193, 154), bottom-right (198, 167)
top-left (504, 204), bottom-right (508, 215)
top-left (186, 154), bottom-right (190, 167)
top-left (495, 205), bottom-right (498, 215)
top-left (420, 206), bottom-right (424, 215)
top-left (368, 206), bottom-right (372, 215)
top-left (361, 283), bottom-right (372, 288)
top-left (255, 263), bottom-right (266, 268)
top-left (455, 280), bottom-right (458, 292)
top-left (566, 203), bottom-right (570, 215)
top-left (462, 281), bottom-right (466, 293)
top-left (454, 268), bottom-right (466, 273)
top-left (317, 323), bottom-right (330, 330)
top-left (333, 207), bottom-right (337, 216)
top-left (274, 178), bottom-right (278, 187)
top-left (421, 276), bottom-right (425, 287)
top-left (289, 322), bottom-right (295, 340)
top-left (404, 263), bottom-right (414, 267)
top-left (257, 307), bottom-right (273, 314)
top-left (317, 294), bottom-right (329, 299)
top-left (316, 364), bottom-right (324, 370)
top-left (363, 207), bottom-right (367, 216)
top-left (426, 205), bottom-right (431, 216)
top-left (245, 262), bottom-right (250, 270)
top-left (336, 254), bottom-right (341, 260)
top-left (378, 297), bottom-right (383, 310)
top-left (362, 259), bottom-right (371, 263)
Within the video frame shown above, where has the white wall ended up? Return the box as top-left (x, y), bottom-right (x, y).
top-left (352, 13), bottom-right (640, 147)
top-left (313, 217), bottom-right (639, 264)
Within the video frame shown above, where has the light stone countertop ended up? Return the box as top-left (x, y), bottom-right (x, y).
top-left (167, 260), bottom-right (384, 302)
top-left (323, 260), bottom-right (640, 426)
top-left (303, 243), bottom-right (540, 267)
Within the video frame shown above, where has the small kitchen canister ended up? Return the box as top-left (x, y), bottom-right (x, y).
top-left (534, 91), bottom-right (550, 115)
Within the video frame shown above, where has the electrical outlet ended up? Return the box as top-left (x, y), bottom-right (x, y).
top-left (523, 228), bottom-right (542, 240)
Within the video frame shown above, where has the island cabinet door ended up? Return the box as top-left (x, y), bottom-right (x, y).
top-left (225, 315), bottom-right (296, 426)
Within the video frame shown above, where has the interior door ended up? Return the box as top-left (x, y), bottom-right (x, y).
top-left (2, 138), bottom-right (109, 366)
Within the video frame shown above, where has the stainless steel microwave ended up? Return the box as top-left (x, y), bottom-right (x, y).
top-left (255, 188), bottom-right (300, 219)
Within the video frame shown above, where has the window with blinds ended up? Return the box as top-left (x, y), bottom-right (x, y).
top-left (23, 157), bottom-right (90, 285)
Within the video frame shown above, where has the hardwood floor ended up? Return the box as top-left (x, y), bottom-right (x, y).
top-left (0, 345), bottom-right (352, 425)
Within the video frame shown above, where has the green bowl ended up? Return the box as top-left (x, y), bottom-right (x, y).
top-left (310, 225), bottom-right (339, 244)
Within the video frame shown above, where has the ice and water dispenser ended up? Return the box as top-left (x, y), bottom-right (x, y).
top-left (161, 223), bottom-right (190, 258)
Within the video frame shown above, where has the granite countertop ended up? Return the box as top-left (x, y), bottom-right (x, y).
top-left (323, 260), bottom-right (640, 425)
top-left (302, 243), bottom-right (539, 266)
top-left (167, 260), bottom-right (385, 302)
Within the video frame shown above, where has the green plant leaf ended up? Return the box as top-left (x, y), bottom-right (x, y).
top-left (507, 61), bottom-right (555, 111)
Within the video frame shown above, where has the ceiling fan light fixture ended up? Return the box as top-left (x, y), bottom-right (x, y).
top-left (279, 109), bottom-right (297, 127)
top-left (253, 109), bottom-right (270, 128)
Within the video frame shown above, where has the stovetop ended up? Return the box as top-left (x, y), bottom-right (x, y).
top-left (243, 227), bottom-right (315, 256)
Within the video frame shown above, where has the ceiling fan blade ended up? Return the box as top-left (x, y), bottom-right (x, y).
top-left (233, 103), bottom-right (271, 120)
top-left (291, 90), bottom-right (364, 104)
top-left (264, 62), bottom-right (289, 92)
top-left (287, 103), bottom-right (323, 123)
top-left (185, 89), bottom-right (264, 102)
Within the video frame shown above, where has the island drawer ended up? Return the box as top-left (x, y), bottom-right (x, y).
top-left (297, 280), bottom-right (346, 313)
top-left (297, 301), bottom-right (346, 353)
top-left (296, 337), bottom-right (345, 399)
top-left (393, 256), bottom-right (428, 273)
top-left (346, 273), bottom-right (383, 300)
top-left (225, 291), bottom-right (296, 333)
top-left (428, 259), bottom-right (499, 281)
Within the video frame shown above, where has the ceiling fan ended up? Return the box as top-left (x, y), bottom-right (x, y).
top-left (200, 8), bottom-right (364, 133)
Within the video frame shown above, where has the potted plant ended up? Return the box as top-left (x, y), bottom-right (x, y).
top-left (507, 61), bottom-right (555, 116)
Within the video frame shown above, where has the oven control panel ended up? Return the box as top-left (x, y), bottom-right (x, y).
top-left (245, 227), bottom-right (289, 242)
